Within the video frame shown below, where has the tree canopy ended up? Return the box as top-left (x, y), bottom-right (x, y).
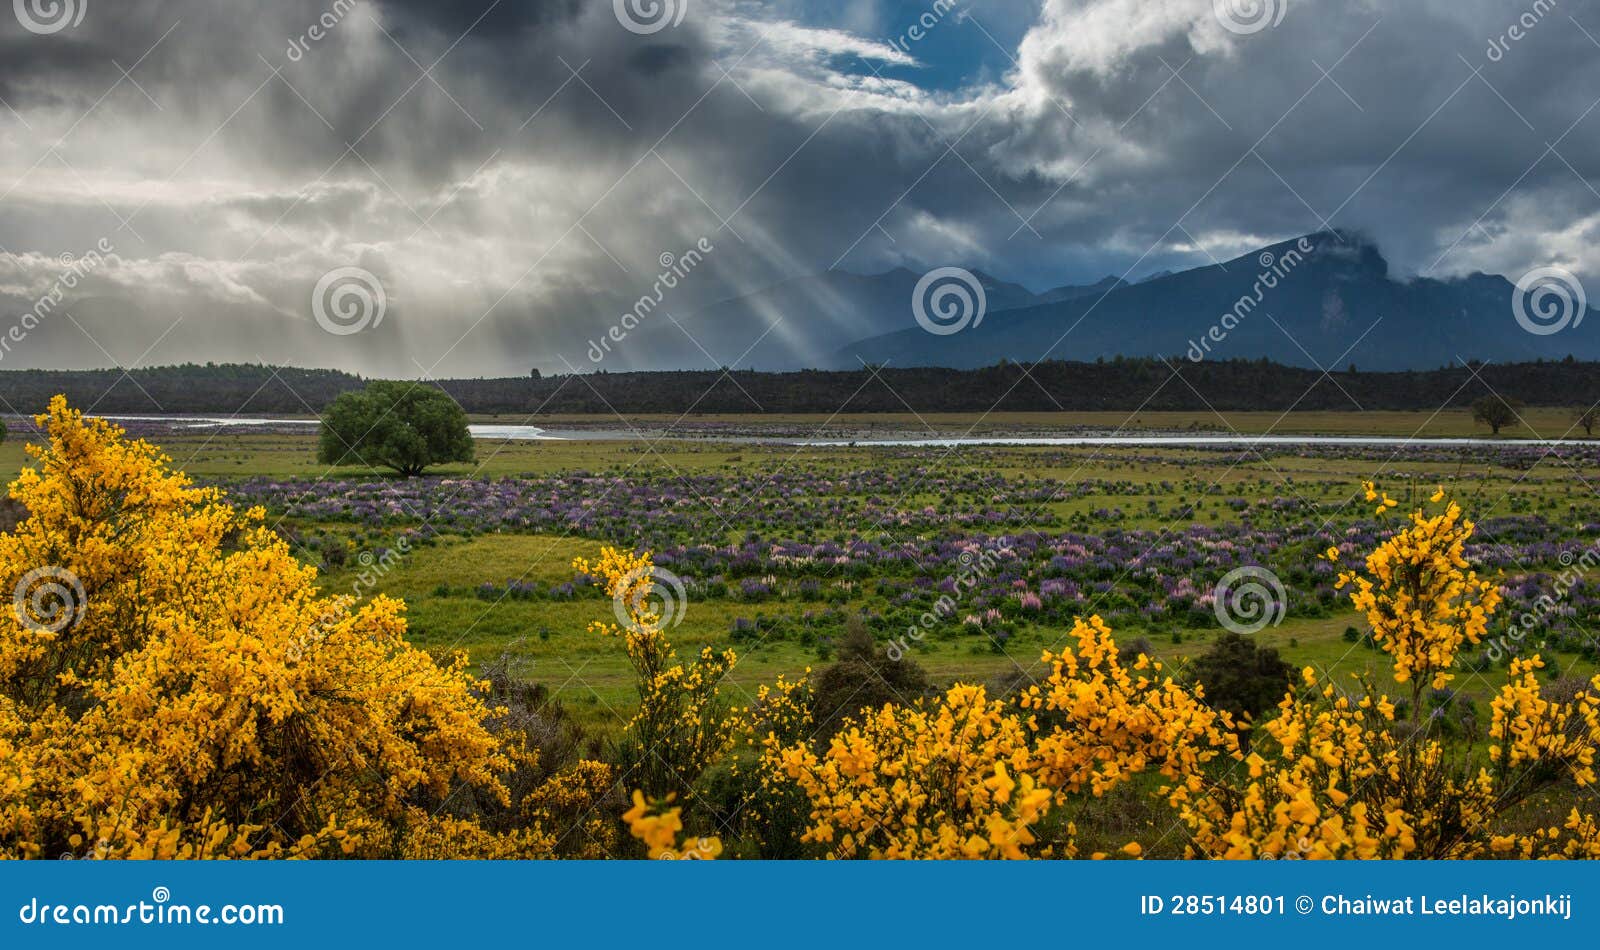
top-left (318, 381), bottom-right (474, 476)
top-left (1470, 394), bottom-right (1523, 435)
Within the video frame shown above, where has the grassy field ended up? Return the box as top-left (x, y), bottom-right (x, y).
top-left (316, 533), bottom-right (1394, 730)
top-left (2, 406), bottom-right (1592, 482)
top-left (10, 412), bottom-right (1578, 736)
top-left (313, 531), bottom-right (1588, 735)
top-left (475, 408), bottom-right (1599, 438)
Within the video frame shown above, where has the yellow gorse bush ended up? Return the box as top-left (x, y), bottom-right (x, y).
top-left (1171, 667), bottom-right (1463, 859)
top-left (1175, 487), bottom-right (1600, 860)
top-left (574, 547), bottom-right (736, 800)
top-left (579, 546), bottom-right (734, 856)
top-left (1173, 661), bottom-right (1600, 859)
top-left (1489, 657), bottom-right (1600, 789)
top-left (1023, 615), bottom-right (1237, 797)
top-left (773, 682), bottom-right (1050, 859)
top-left (8, 414), bottom-right (1600, 863)
top-left (761, 617), bottom-right (1235, 859)
top-left (622, 790), bottom-right (722, 859)
top-left (0, 398), bottom-right (564, 859)
top-left (1331, 484), bottom-right (1501, 704)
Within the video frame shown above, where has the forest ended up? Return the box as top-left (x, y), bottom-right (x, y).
top-left (2, 357), bottom-right (1598, 416)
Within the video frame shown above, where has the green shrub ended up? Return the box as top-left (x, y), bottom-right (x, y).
top-left (809, 617), bottom-right (934, 744)
top-left (1185, 632), bottom-right (1295, 731)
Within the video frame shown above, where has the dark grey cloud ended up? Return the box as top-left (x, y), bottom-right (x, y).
top-left (0, 0), bottom-right (1597, 376)
top-left (373, 0), bottom-right (584, 36)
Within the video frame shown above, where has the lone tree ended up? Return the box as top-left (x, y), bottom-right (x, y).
top-left (318, 380), bottom-right (473, 476)
top-left (1574, 405), bottom-right (1598, 437)
top-left (1470, 395), bottom-right (1523, 435)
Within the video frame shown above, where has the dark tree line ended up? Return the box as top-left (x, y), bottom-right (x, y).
top-left (2, 357), bottom-right (1598, 416)
top-left (0, 364), bottom-right (363, 415)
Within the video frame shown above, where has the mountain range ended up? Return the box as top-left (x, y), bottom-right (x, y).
top-left (666, 231), bottom-right (1599, 372)
top-left (9, 232), bottom-right (1592, 377)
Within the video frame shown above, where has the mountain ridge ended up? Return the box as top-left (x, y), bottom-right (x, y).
top-left (829, 231), bottom-right (1600, 371)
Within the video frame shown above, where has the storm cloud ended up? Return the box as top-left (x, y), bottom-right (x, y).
top-left (0, 0), bottom-right (1597, 375)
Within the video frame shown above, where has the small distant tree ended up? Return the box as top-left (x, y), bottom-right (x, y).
top-left (1574, 405), bottom-right (1598, 437)
top-left (1470, 395), bottom-right (1522, 435)
top-left (318, 380), bottom-right (474, 477)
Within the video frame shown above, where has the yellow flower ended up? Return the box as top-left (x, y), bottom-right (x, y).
top-left (622, 790), bottom-right (715, 860)
top-left (0, 397), bottom-right (532, 860)
top-left (764, 616), bottom-right (1233, 859)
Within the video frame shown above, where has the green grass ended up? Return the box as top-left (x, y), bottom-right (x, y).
top-left (7, 413), bottom-right (1592, 735)
top-left (311, 532), bottom-right (1594, 735)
